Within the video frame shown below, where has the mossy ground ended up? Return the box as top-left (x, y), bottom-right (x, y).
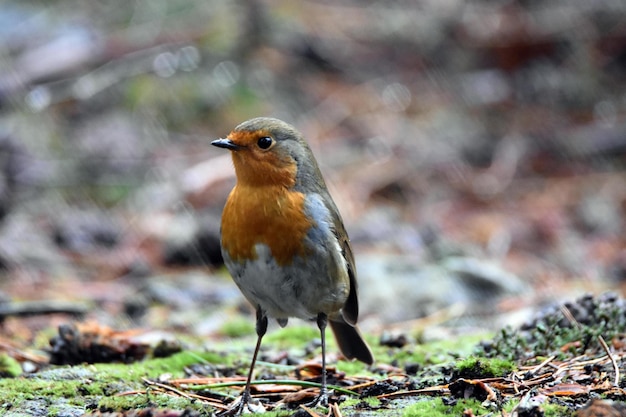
top-left (0, 321), bottom-right (604, 416)
top-left (454, 356), bottom-right (515, 378)
top-left (0, 351), bottom-right (225, 415)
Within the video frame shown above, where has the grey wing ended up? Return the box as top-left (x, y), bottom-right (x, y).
top-left (322, 191), bottom-right (359, 325)
top-left (304, 191), bottom-right (359, 324)
top-left (334, 217), bottom-right (359, 325)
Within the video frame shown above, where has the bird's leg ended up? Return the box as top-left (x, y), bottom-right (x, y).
top-left (221, 308), bottom-right (267, 416)
top-left (306, 312), bottom-right (330, 408)
top-left (318, 312), bottom-right (329, 406)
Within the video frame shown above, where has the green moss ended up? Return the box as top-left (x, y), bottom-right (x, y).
top-left (242, 411), bottom-right (291, 417)
top-left (376, 348), bottom-right (428, 367)
top-left (376, 343), bottom-right (445, 368)
top-left (0, 353), bottom-right (23, 377)
top-left (0, 378), bottom-right (96, 406)
top-left (374, 333), bottom-right (493, 370)
top-left (403, 398), bottom-right (487, 416)
top-left (335, 358), bottom-right (369, 375)
top-left (363, 396), bottom-right (382, 407)
top-left (0, 351), bottom-right (226, 414)
top-left (543, 402), bottom-right (575, 416)
top-left (499, 399), bottom-right (573, 417)
top-left (90, 350), bottom-right (225, 381)
top-left (455, 356), bottom-right (515, 378)
top-left (220, 317), bottom-right (256, 338)
top-left (264, 325), bottom-right (319, 348)
top-left (97, 391), bottom-right (204, 411)
top-left (339, 397), bottom-right (362, 408)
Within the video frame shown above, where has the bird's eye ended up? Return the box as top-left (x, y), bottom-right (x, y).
top-left (257, 136), bottom-right (273, 150)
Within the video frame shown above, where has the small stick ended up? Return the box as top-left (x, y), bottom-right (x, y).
top-left (142, 377), bottom-right (230, 410)
top-left (598, 335), bottom-right (620, 386)
top-left (299, 404), bottom-right (323, 417)
top-left (142, 377), bottom-right (194, 399)
top-left (527, 355), bottom-right (556, 376)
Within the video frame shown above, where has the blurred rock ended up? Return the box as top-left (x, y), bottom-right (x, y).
top-left (379, 331), bottom-right (410, 348)
top-left (16, 26), bottom-right (102, 84)
top-left (0, 211), bottom-right (66, 271)
top-left (358, 254), bottom-right (527, 326)
top-left (142, 272), bottom-right (238, 310)
top-left (122, 292), bottom-right (150, 322)
top-left (52, 209), bottom-right (121, 253)
top-left (0, 5), bottom-right (102, 106)
top-left (0, 133), bottom-right (44, 221)
top-left (575, 193), bottom-right (622, 235)
top-left (71, 112), bottom-right (150, 182)
top-left (349, 206), bottom-right (425, 255)
top-left (161, 213), bottom-right (222, 267)
top-left (561, 122), bottom-right (626, 159)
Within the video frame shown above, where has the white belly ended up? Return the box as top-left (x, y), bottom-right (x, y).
top-left (224, 243), bottom-right (349, 321)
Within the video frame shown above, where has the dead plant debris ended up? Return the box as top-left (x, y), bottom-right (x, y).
top-left (121, 293), bottom-right (626, 414)
top-left (83, 408), bottom-right (202, 417)
top-left (135, 346), bottom-right (624, 414)
top-left (480, 292), bottom-right (626, 362)
top-left (2, 293), bottom-right (625, 415)
top-left (48, 322), bottom-right (150, 365)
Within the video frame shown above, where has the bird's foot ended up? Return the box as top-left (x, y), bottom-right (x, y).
top-left (304, 387), bottom-right (330, 409)
top-left (218, 391), bottom-right (266, 416)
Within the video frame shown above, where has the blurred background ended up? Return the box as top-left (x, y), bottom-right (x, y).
top-left (0, 0), bottom-right (625, 344)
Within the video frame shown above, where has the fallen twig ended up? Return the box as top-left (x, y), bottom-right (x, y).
top-left (141, 377), bottom-right (230, 410)
top-left (175, 378), bottom-right (359, 397)
top-left (597, 335), bottom-right (620, 386)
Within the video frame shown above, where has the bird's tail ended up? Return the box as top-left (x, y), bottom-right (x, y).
top-left (329, 318), bottom-right (374, 365)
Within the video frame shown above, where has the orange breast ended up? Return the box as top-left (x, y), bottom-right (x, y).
top-left (221, 184), bottom-right (314, 266)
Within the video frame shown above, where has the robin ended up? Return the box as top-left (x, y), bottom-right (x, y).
top-left (212, 117), bottom-right (373, 414)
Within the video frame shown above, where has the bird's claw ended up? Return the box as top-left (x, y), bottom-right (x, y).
top-left (304, 388), bottom-right (330, 409)
top-left (218, 392), bottom-right (265, 416)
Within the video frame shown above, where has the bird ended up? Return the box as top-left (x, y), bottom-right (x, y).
top-left (212, 117), bottom-right (373, 414)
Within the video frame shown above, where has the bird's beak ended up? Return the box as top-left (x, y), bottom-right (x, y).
top-left (211, 138), bottom-right (242, 150)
